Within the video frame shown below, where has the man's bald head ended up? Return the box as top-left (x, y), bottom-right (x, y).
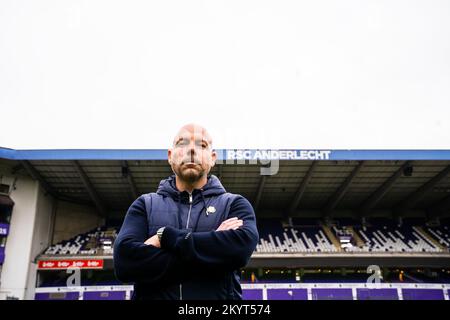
top-left (172, 123), bottom-right (213, 149)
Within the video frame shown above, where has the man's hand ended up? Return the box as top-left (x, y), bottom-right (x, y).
top-left (216, 217), bottom-right (243, 231)
top-left (144, 234), bottom-right (160, 248)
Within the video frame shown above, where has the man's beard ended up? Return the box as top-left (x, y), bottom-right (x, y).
top-left (174, 165), bottom-right (206, 184)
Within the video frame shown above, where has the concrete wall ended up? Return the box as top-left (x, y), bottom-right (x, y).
top-left (0, 174), bottom-right (49, 300)
top-left (24, 183), bottom-right (55, 299)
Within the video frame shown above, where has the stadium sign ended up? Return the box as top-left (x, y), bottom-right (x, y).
top-left (38, 259), bottom-right (104, 270)
top-left (226, 150), bottom-right (332, 160)
top-left (3, 147), bottom-right (450, 161)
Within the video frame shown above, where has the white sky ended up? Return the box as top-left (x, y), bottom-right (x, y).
top-left (1, 0), bottom-right (449, 150)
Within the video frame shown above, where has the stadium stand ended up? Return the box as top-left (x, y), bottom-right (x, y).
top-left (424, 225), bottom-right (450, 250)
top-left (255, 218), bottom-right (448, 254)
top-left (44, 226), bottom-right (117, 256)
top-left (330, 223), bottom-right (443, 253)
top-left (255, 218), bottom-right (337, 253)
top-left (41, 218), bottom-right (450, 256)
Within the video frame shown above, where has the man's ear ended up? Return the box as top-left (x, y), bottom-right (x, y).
top-left (210, 150), bottom-right (217, 167)
top-left (168, 149), bottom-right (172, 165)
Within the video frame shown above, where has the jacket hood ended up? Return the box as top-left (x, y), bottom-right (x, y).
top-left (156, 174), bottom-right (226, 199)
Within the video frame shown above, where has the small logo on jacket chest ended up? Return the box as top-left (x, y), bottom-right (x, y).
top-left (206, 206), bottom-right (216, 216)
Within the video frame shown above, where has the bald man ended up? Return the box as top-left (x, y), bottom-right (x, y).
top-left (114, 124), bottom-right (259, 300)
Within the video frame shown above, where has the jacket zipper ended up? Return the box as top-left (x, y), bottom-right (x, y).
top-left (186, 193), bottom-right (193, 228)
top-left (180, 192), bottom-right (193, 300)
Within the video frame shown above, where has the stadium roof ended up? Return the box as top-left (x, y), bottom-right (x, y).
top-left (1, 148), bottom-right (450, 218)
top-left (2, 148), bottom-right (450, 160)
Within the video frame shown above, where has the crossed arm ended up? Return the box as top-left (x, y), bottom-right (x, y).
top-left (145, 216), bottom-right (243, 246)
top-left (113, 195), bottom-right (259, 285)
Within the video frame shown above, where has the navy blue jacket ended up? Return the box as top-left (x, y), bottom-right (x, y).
top-left (113, 174), bottom-right (259, 300)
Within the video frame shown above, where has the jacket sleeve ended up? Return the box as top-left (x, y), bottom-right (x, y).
top-left (160, 195), bottom-right (259, 271)
top-left (113, 196), bottom-right (185, 285)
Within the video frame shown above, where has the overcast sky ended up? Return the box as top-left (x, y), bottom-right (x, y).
top-left (1, 0), bottom-right (449, 150)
